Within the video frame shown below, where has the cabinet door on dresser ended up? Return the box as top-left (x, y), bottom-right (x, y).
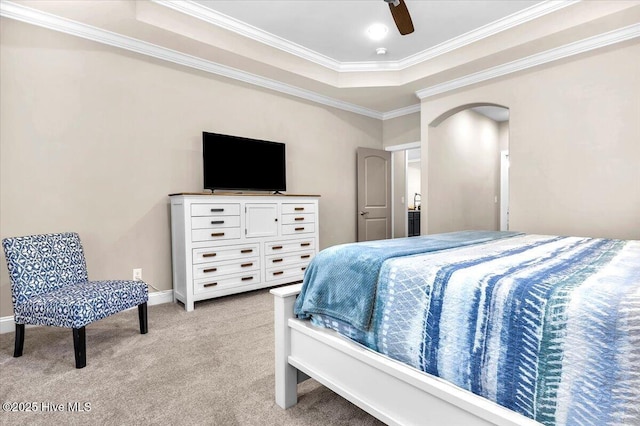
top-left (245, 203), bottom-right (278, 238)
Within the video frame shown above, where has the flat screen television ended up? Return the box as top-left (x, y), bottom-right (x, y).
top-left (203, 131), bottom-right (286, 192)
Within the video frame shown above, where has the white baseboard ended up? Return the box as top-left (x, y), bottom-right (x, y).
top-left (0, 289), bottom-right (174, 334)
top-left (147, 289), bottom-right (174, 306)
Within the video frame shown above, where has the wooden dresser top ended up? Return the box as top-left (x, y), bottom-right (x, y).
top-left (169, 192), bottom-right (321, 197)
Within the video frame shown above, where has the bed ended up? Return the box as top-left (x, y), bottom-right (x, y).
top-left (271, 230), bottom-right (640, 426)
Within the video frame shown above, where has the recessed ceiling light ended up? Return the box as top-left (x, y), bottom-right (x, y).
top-left (367, 23), bottom-right (388, 41)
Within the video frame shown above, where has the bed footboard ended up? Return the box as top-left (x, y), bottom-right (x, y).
top-left (271, 284), bottom-right (541, 425)
top-left (271, 283), bottom-right (306, 408)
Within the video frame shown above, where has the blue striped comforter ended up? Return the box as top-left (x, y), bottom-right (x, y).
top-left (301, 234), bottom-right (640, 425)
top-left (294, 230), bottom-right (521, 330)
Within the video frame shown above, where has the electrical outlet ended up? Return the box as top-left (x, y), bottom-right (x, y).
top-left (133, 268), bottom-right (142, 281)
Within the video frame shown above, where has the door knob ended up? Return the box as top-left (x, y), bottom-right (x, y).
top-left (359, 211), bottom-right (369, 216)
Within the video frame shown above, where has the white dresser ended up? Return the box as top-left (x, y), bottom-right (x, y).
top-left (169, 193), bottom-right (320, 311)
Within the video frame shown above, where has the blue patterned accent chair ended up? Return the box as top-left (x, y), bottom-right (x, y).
top-left (2, 232), bottom-right (148, 368)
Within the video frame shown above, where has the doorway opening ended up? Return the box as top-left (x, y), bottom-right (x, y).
top-left (426, 104), bottom-right (510, 234)
top-left (383, 104), bottom-right (509, 239)
top-left (384, 142), bottom-right (420, 238)
top-left (406, 148), bottom-right (421, 236)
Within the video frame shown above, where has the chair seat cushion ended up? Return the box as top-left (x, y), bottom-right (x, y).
top-left (14, 280), bottom-right (149, 329)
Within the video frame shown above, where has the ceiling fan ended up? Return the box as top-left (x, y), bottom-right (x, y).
top-left (384, 0), bottom-right (414, 35)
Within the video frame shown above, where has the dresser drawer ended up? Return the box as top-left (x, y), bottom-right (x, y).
top-left (282, 223), bottom-right (316, 235)
top-left (193, 272), bottom-right (260, 295)
top-left (265, 264), bottom-right (309, 282)
top-left (192, 216), bottom-right (240, 230)
top-left (280, 213), bottom-right (314, 225)
top-left (281, 203), bottom-right (315, 214)
top-left (193, 257), bottom-right (259, 280)
top-left (193, 244), bottom-right (259, 265)
top-left (191, 203), bottom-right (240, 217)
top-left (192, 228), bottom-right (241, 242)
top-left (265, 238), bottom-right (315, 255)
top-left (265, 250), bottom-right (315, 269)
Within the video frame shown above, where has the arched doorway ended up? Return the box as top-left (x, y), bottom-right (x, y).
top-left (426, 103), bottom-right (510, 234)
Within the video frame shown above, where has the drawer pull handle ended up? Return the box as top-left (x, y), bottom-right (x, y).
top-left (241, 276), bottom-right (253, 281)
top-left (203, 268), bottom-right (217, 273)
top-left (301, 254), bottom-right (311, 259)
top-left (295, 227), bottom-right (305, 231)
top-left (272, 258), bottom-right (283, 263)
top-left (300, 242), bottom-right (311, 247)
top-left (294, 207), bottom-right (304, 211)
top-left (211, 232), bottom-right (225, 237)
top-left (272, 245), bottom-right (283, 250)
top-left (211, 208), bottom-right (224, 212)
top-left (211, 220), bottom-right (225, 225)
top-left (294, 217), bottom-right (305, 221)
top-left (241, 249), bottom-right (253, 254)
top-left (301, 267), bottom-right (307, 271)
top-left (273, 271), bottom-right (284, 276)
top-left (202, 253), bottom-right (217, 258)
top-left (241, 263), bottom-right (253, 268)
top-left (203, 282), bottom-right (218, 288)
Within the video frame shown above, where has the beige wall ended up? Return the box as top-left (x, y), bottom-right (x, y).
top-left (421, 40), bottom-right (640, 240)
top-left (498, 121), bottom-right (510, 152)
top-left (427, 110), bottom-right (500, 233)
top-left (0, 19), bottom-right (382, 317)
top-left (382, 112), bottom-right (420, 148)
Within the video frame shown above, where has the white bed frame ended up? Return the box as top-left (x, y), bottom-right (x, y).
top-left (271, 284), bottom-right (542, 426)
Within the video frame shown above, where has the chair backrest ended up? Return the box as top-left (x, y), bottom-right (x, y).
top-left (2, 232), bottom-right (89, 306)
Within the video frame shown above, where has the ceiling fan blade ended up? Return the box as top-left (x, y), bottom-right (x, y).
top-left (388, 0), bottom-right (414, 35)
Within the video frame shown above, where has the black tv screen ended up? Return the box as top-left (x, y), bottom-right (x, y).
top-left (203, 132), bottom-right (286, 192)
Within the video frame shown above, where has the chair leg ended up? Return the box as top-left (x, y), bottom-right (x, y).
top-left (138, 302), bottom-right (148, 334)
top-left (14, 324), bottom-right (25, 357)
top-left (72, 327), bottom-right (86, 369)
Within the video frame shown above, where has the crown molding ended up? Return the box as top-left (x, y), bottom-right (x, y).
top-left (151, 0), bottom-right (343, 71)
top-left (415, 23), bottom-right (640, 100)
top-left (153, 0), bottom-right (579, 73)
top-left (2, 1), bottom-right (637, 121)
top-left (0, 1), bottom-right (384, 120)
top-left (381, 104), bottom-right (421, 120)
top-left (390, 0), bottom-right (580, 72)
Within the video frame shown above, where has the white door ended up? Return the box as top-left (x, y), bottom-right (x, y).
top-left (245, 203), bottom-right (278, 238)
top-left (357, 147), bottom-right (392, 242)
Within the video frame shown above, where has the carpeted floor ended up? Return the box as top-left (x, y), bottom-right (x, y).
top-left (0, 288), bottom-right (384, 425)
